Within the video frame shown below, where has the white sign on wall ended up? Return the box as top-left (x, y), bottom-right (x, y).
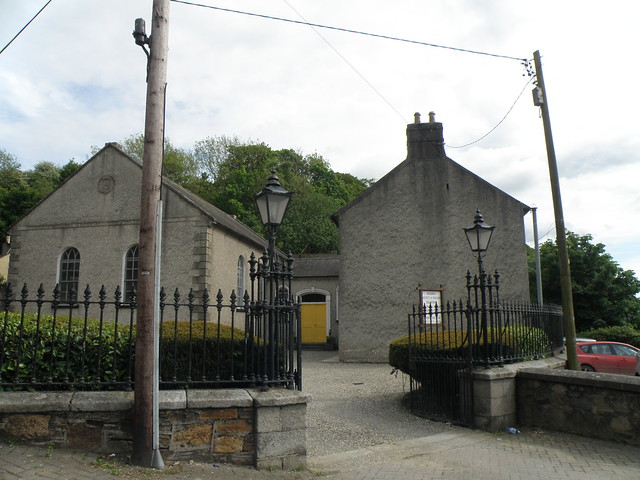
top-left (419, 289), bottom-right (443, 324)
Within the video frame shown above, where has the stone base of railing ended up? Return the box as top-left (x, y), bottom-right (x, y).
top-left (472, 355), bottom-right (565, 431)
top-left (0, 388), bottom-right (310, 470)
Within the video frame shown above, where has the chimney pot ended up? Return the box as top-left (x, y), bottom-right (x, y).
top-left (428, 111), bottom-right (436, 123)
top-left (414, 112), bottom-right (421, 124)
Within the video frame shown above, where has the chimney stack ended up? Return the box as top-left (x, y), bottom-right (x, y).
top-left (406, 111), bottom-right (445, 159)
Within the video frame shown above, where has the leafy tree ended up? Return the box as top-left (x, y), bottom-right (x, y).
top-left (114, 134), bottom-right (200, 189)
top-left (58, 159), bottom-right (83, 183)
top-left (0, 149), bottom-right (26, 190)
top-left (193, 135), bottom-right (242, 182)
top-left (530, 232), bottom-right (640, 331)
top-left (203, 141), bottom-right (370, 253)
top-left (25, 161), bottom-right (61, 198)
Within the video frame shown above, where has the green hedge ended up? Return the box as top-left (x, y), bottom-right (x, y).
top-left (158, 320), bottom-right (263, 384)
top-left (1, 312), bottom-right (253, 390)
top-left (0, 312), bottom-right (133, 388)
top-left (577, 325), bottom-right (640, 347)
top-left (389, 326), bottom-right (551, 376)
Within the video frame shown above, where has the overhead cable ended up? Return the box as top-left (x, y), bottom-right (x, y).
top-left (281, 0), bottom-right (406, 123)
top-left (0, 0), bottom-right (54, 56)
top-left (446, 76), bottom-right (533, 149)
top-left (170, 0), bottom-right (526, 63)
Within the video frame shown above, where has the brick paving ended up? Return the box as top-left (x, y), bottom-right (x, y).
top-left (3, 420), bottom-right (639, 479)
top-left (309, 428), bottom-right (640, 480)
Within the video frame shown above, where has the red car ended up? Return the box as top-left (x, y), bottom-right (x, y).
top-left (576, 341), bottom-right (640, 375)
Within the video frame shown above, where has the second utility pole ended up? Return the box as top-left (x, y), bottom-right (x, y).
top-left (133, 0), bottom-right (170, 467)
top-left (533, 50), bottom-right (579, 370)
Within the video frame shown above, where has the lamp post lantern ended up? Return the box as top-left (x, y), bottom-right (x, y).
top-left (463, 209), bottom-right (495, 271)
top-left (464, 210), bottom-right (495, 367)
top-left (255, 170), bottom-right (293, 256)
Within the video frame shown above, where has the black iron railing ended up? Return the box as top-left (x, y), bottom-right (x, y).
top-left (409, 271), bottom-right (563, 367)
top-left (403, 271), bottom-right (563, 426)
top-left (0, 253), bottom-right (301, 392)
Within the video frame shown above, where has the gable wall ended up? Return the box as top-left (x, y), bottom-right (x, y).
top-left (7, 147), bottom-right (259, 313)
top-left (338, 152), bottom-right (529, 362)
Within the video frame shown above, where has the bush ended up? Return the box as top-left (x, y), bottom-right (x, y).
top-left (1, 311), bottom-right (254, 390)
top-left (158, 319), bottom-right (259, 385)
top-left (577, 325), bottom-right (640, 347)
top-left (389, 326), bottom-right (551, 376)
top-left (0, 311), bottom-right (133, 388)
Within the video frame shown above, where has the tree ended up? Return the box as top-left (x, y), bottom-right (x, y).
top-left (203, 141), bottom-right (371, 253)
top-left (193, 135), bottom-right (242, 182)
top-left (530, 232), bottom-right (640, 331)
top-left (0, 152), bottom-right (84, 239)
top-left (25, 161), bottom-right (62, 198)
top-left (115, 134), bottom-right (200, 188)
top-left (58, 160), bottom-right (83, 183)
top-left (0, 149), bottom-right (26, 190)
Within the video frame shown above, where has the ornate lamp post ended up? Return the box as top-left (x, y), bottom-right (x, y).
top-left (255, 170), bottom-right (292, 390)
top-left (464, 210), bottom-right (495, 367)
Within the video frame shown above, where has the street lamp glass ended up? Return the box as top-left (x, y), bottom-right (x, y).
top-left (255, 171), bottom-right (292, 227)
top-left (464, 210), bottom-right (494, 253)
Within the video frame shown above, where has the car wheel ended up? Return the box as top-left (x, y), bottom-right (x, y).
top-left (581, 365), bottom-right (595, 372)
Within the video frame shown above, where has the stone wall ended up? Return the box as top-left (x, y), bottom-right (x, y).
top-left (0, 388), bottom-right (310, 469)
top-left (516, 368), bottom-right (640, 445)
top-left (472, 356), bottom-right (565, 431)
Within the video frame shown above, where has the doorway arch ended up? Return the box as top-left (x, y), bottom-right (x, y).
top-left (297, 288), bottom-right (330, 344)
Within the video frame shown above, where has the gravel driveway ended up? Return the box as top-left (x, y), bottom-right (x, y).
top-left (302, 350), bottom-right (454, 457)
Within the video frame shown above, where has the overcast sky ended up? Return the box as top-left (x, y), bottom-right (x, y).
top-left (1, 0), bottom-right (639, 277)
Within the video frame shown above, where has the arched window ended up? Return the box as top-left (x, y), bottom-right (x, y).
top-left (237, 256), bottom-right (246, 307)
top-left (124, 245), bottom-right (139, 303)
top-left (59, 247), bottom-right (80, 302)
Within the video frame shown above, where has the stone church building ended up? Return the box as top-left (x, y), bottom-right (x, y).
top-left (6, 143), bottom-right (269, 311)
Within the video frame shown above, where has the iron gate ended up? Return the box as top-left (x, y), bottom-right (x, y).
top-left (408, 357), bottom-right (474, 426)
top-left (405, 271), bottom-right (563, 426)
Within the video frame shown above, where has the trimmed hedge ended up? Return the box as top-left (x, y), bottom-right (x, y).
top-left (158, 319), bottom-right (265, 385)
top-left (0, 311), bottom-right (133, 388)
top-left (577, 325), bottom-right (640, 347)
top-left (389, 326), bottom-right (551, 376)
top-left (1, 311), bottom-right (253, 390)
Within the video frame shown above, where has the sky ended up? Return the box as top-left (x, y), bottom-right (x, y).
top-left (1, 0), bottom-right (639, 277)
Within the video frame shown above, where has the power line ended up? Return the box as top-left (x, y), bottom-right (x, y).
top-left (446, 76), bottom-right (533, 149)
top-left (172, 0), bottom-right (533, 147)
top-left (170, 0), bottom-right (526, 63)
top-left (0, 0), bottom-right (54, 56)
top-left (280, 0), bottom-right (406, 123)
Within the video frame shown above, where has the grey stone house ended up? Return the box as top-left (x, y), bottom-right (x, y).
top-left (332, 114), bottom-right (531, 362)
top-left (7, 143), bottom-right (268, 314)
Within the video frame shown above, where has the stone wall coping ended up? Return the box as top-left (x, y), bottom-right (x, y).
top-left (248, 388), bottom-right (312, 407)
top-left (0, 388), bottom-right (308, 413)
top-left (186, 389), bottom-right (252, 409)
top-left (517, 367), bottom-right (640, 392)
top-left (472, 356), bottom-right (565, 380)
top-left (0, 391), bottom-right (76, 413)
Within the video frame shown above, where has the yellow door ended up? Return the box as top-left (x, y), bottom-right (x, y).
top-left (301, 303), bottom-right (326, 343)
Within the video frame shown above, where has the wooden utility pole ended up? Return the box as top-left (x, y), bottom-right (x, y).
top-left (533, 50), bottom-right (579, 370)
top-left (132, 0), bottom-right (170, 467)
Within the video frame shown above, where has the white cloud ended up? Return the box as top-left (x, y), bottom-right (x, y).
top-left (1, 0), bottom-right (639, 275)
